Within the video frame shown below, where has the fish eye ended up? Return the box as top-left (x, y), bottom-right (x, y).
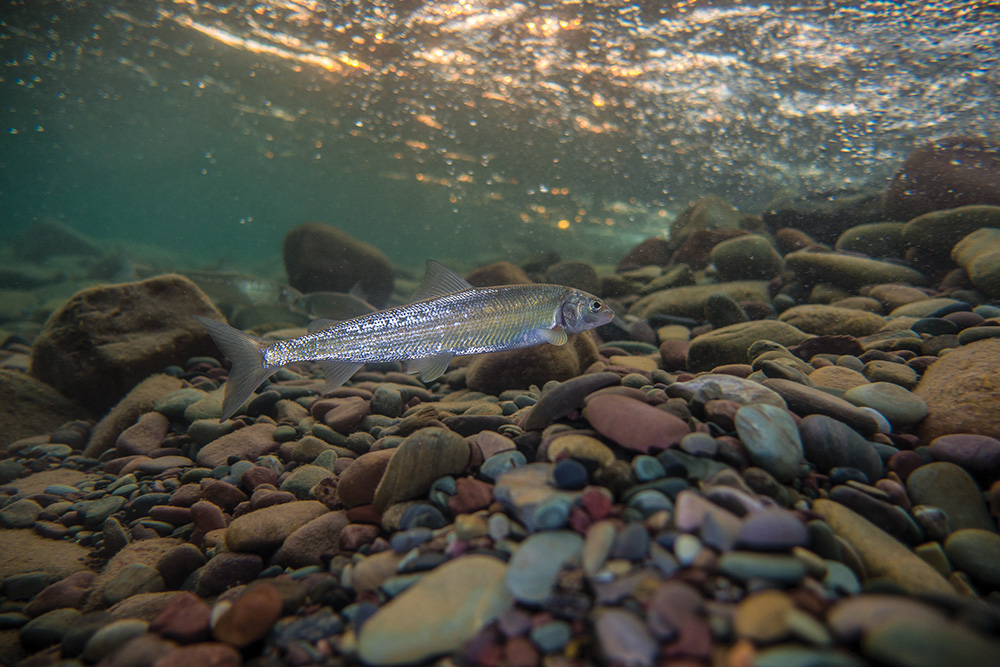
top-left (590, 300), bottom-right (603, 312)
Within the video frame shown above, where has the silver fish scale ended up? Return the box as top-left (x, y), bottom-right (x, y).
top-left (264, 283), bottom-right (575, 365)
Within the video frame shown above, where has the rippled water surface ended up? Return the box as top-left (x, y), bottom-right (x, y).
top-left (2, 0), bottom-right (997, 265)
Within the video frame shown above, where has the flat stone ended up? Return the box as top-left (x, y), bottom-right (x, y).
top-left (213, 583), bottom-right (283, 648)
top-left (811, 499), bottom-right (953, 595)
top-left (827, 594), bottom-right (946, 642)
top-left (734, 404), bottom-right (804, 483)
top-left (943, 528), bottom-right (1000, 590)
top-left (734, 589), bottom-right (795, 643)
top-left (594, 607), bottom-right (657, 667)
top-left (506, 531), bottom-right (584, 605)
top-left (196, 423), bottom-right (279, 468)
top-left (784, 250), bottom-right (926, 290)
top-left (629, 281), bottom-right (772, 320)
top-left (668, 373), bottom-right (787, 408)
top-left (844, 382), bottom-right (928, 427)
top-left (686, 320), bottom-right (811, 372)
top-left (358, 555), bottom-right (509, 666)
top-left (929, 434), bottom-right (1000, 474)
top-left (583, 393), bottom-right (690, 453)
top-left (736, 508), bottom-right (809, 552)
top-left (373, 427), bottom-right (470, 511)
top-left (862, 615), bottom-right (1000, 667)
top-left (906, 461), bottom-right (995, 533)
top-left (225, 500), bottom-right (329, 554)
top-left (798, 414), bottom-right (883, 482)
top-left (761, 378), bottom-right (881, 435)
top-left (779, 304), bottom-right (887, 337)
top-left (521, 372), bottom-right (621, 430)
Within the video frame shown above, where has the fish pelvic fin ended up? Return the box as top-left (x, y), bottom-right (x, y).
top-left (407, 352), bottom-right (454, 383)
top-left (318, 360), bottom-right (364, 394)
top-left (194, 315), bottom-right (275, 422)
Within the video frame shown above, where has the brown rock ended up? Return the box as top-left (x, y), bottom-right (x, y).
top-left (687, 320), bottom-right (811, 372)
top-left (0, 370), bottom-right (90, 448)
top-left (282, 222), bottom-right (394, 306)
top-left (337, 449), bottom-right (396, 507)
top-left (465, 261), bottom-right (533, 286)
top-left (224, 500), bottom-right (328, 554)
top-left (151, 642), bottom-right (241, 667)
top-left (466, 332), bottom-right (600, 395)
top-left (86, 538), bottom-right (183, 611)
top-left (85, 374), bottom-right (185, 457)
top-left (31, 275), bottom-right (223, 413)
top-left (915, 338), bottom-right (1000, 441)
top-left (213, 583), bottom-right (282, 648)
top-left (885, 136), bottom-right (1000, 221)
top-left (149, 591), bottom-right (212, 644)
top-left (373, 427), bottom-right (471, 511)
top-left (196, 423), bottom-right (278, 468)
top-left (583, 393), bottom-right (690, 454)
top-left (617, 238), bottom-right (672, 271)
top-left (778, 305), bottom-right (886, 337)
top-left (273, 510), bottom-right (350, 568)
top-left (116, 411), bottom-right (170, 456)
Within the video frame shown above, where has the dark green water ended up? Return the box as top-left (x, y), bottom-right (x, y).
top-left (2, 0), bottom-right (997, 269)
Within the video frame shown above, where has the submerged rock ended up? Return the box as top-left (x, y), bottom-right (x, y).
top-left (30, 275), bottom-right (222, 413)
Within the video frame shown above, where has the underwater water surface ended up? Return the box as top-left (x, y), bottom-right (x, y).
top-left (1, 0), bottom-right (997, 267)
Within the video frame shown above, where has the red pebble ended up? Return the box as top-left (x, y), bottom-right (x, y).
top-left (581, 487), bottom-right (612, 520)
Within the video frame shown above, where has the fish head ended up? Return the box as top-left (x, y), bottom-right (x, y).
top-left (559, 290), bottom-right (615, 334)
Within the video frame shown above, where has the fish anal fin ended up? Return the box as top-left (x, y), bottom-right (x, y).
top-left (536, 328), bottom-right (568, 346)
top-left (409, 260), bottom-right (474, 302)
top-left (318, 360), bottom-right (363, 394)
top-left (408, 352), bottom-right (454, 383)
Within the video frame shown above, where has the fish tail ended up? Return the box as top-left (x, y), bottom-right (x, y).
top-left (194, 316), bottom-right (276, 422)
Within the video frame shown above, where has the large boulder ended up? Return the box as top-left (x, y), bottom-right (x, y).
top-left (282, 223), bottom-right (394, 307)
top-left (30, 275), bottom-right (222, 414)
top-left (884, 136), bottom-right (1000, 221)
top-left (915, 338), bottom-right (1000, 442)
top-left (0, 370), bottom-right (90, 448)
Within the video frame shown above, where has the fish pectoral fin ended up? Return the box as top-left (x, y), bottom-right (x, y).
top-left (536, 328), bottom-right (568, 346)
top-left (308, 318), bottom-right (340, 333)
top-left (317, 360), bottom-right (363, 394)
top-left (409, 260), bottom-right (474, 302)
top-left (409, 353), bottom-right (454, 383)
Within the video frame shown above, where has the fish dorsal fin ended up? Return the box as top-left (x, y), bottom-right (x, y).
top-left (536, 328), bottom-right (568, 346)
top-left (317, 360), bottom-right (364, 394)
top-left (407, 352), bottom-right (454, 383)
top-left (409, 260), bottom-right (474, 302)
top-left (308, 318), bottom-right (340, 333)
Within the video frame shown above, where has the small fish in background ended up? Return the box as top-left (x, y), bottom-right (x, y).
top-left (196, 260), bottom-right (614, 421)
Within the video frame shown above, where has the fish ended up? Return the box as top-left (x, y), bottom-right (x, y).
top-left (195, 260), bottom-right (614, 421)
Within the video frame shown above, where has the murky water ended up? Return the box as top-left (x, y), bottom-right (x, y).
top-left (2, 0), bottom-right (997, 266)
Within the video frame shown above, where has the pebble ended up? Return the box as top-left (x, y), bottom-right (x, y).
top-left (583, 393), bottom-right (691, 453)
top-left (372, 427), bottom-right (471, 511)
top-left (736, 508), bottom-right (809, 551)
top-left (811, 499), bottom-right (953, 595)
top-left (717, 551), bottom-right (807, 584)
top-left (506, 531), bottom-right (583, 604)
top-left (843, 382), bottom-right (927, 427)
top-left (862, 616), bottom-right (1000, 667)
top-left (905, 461), bottom-right (996, 532)
top-left (928, 433), bottom-right (1000, 474)
top-left (734, 404), bottom-right (804, 483)
top-left (225, 500), bottom-right (329, 554)
top-left (798, 414), bottom-right (883, 482)
top-left (358, 555), bottom-right (510, 666)
top-left (943, 528), bottom-right (1000, 590)
top-left (81, 618), bottom-right (149, 662)
top-left (761, 378), bottom-right (881, 435)
top-left (213, 583), bottom-right (283, 647)
top-left (19, 608), bottom-right (83, 651)
top-left (594, 608), bottom-right (657, 667)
